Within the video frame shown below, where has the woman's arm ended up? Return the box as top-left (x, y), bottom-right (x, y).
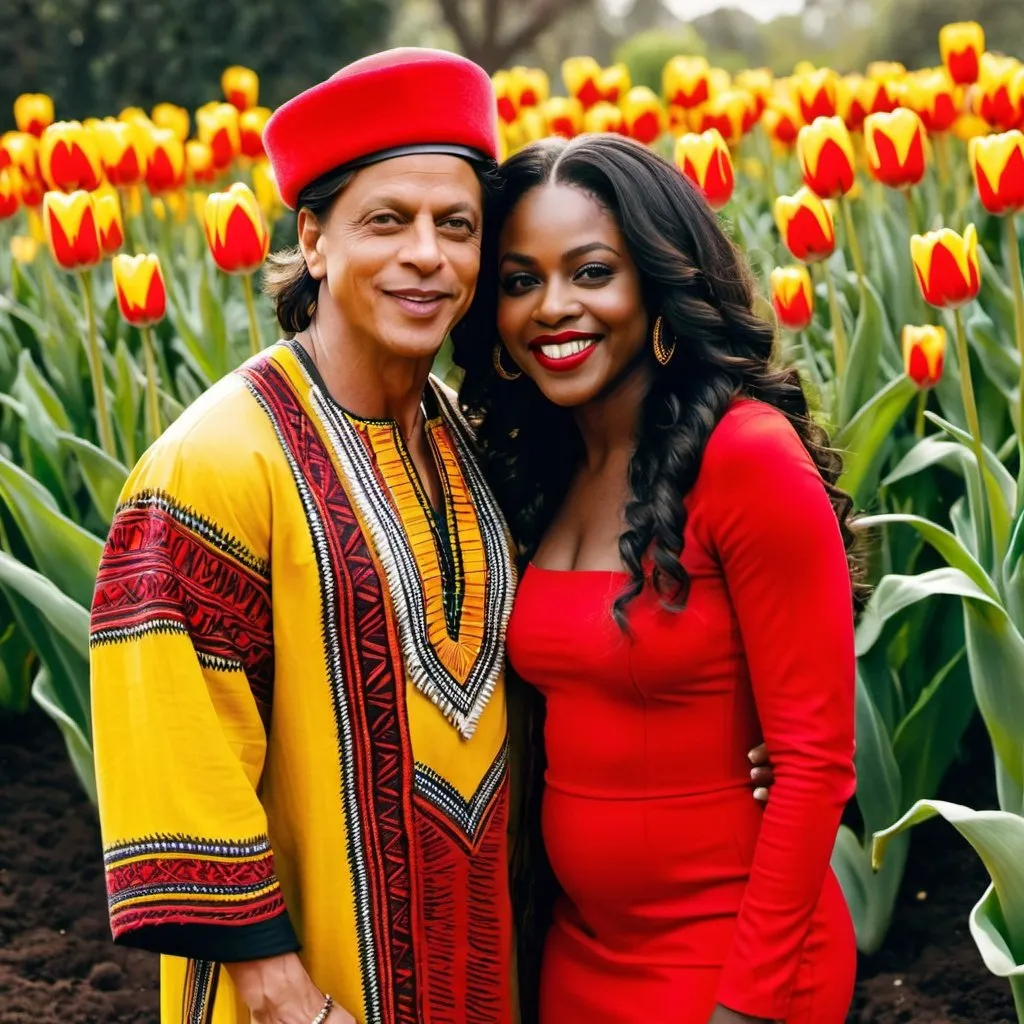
top-left (706, 406), bottom-right (856, 1023)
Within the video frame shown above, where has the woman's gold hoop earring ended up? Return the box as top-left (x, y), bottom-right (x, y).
top-left (493, 343), bottom-right (522, 381)
top-left (652, 316), bottom-right (676, 366)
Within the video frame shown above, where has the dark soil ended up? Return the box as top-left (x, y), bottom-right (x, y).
top-left (0, 709), bottom-right (1017, 1023)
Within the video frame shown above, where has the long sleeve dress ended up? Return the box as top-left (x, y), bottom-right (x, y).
top-left (506, 399), bottom-right (857, 1023)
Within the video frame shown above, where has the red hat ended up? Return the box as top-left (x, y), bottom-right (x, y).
top-left (264, 48), bottom-right (499, 209)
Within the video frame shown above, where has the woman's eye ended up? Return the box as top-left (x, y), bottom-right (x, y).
top-left (500, 273), bottom-right (536, 294)
top-left (575, 262), bottom-right (612, 283)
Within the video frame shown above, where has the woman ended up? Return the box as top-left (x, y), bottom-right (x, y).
top-left (452, 134), bottom-right (859, 1024)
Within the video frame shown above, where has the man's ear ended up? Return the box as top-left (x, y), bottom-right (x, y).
top-left (297, 208), bottom-right (326, 281)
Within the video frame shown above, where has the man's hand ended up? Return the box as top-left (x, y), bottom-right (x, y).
top-left (748, 743), bottom-right (775, 803)
top-left (224, 953), bottom-right (357, 1024)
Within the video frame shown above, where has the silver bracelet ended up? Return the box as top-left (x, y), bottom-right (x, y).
top-left (310, 994), bottom-right (333, 1024)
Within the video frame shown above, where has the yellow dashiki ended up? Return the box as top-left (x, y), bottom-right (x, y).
top-left (90, 340), bottom-right (517, 1024)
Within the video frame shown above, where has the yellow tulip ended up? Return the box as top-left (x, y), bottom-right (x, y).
top-left (39, 121), bottom-right (103, 192)
top-left (222, 65), bottom-right (259, 111)
top-left (797, 116), bottom-right (856, 199)
top-left (663, 56), bottom-right (711, 109)
top-left (43, 189), bottom-right (102, 271)
top-left (14, 93), bottom-right (54, 137)
top-left (203, 182), bottom-right (270, 274)
top-left (152, 103), bottom-right (190, 142)
top-left (196, 102), bottom-right (241, 171)
top-left (939, 22), bottom-right (985, 85)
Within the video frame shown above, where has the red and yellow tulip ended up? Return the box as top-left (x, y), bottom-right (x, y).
top-left (901, 325), bottom-right (946, 388)
top-left (203, 182), bottom-right (270, 275)
top-left (674, 129), bottom-right (735, 210)
top-left (186, 140), bottom-right (217, 185)
top-left (43, 189), bottom-right (102, 271)
top-left (583, 102), bottom-right (626, 136)
top-left (240, 107), bottom-right (271, 160)
top-left (770, 266), bottom-right (814, 331)
top-left (112, 253), bottom-right (167, 326)
top-left (251, 159), bottom-right (283, 223)
top-left (969, 130), bottom-right (1024, 216)
top-left (543, 97), bottom-right (585, 139)
top-left (663, 56), bottom-right (711, 109)
top-left (144, 127), bottom-right (186, 193)
top-left (734, 68), bottom-right (773, 121)
top-left (39, 121), bottom-right (103, 193)
top-left (562, 56), bottom-right (606, 110)
top-left (692, 90), bottom-right (749, 147)
top-left (910, 223), bottom-right (980, 309)
top-left (775, 187), bottom-right (836, 263)
top-left (762, 97), bottom-right (802, 147)
top-left (196, 102), bottom-right (241, 172)
top-left (0, 168), bottom-right (20, 219)
top-left (14, 93), bottom-right (55, 138)
top-left (794, 68), bottom-right (840, 123)
top-left (222, 66), bottom-right (259, 112)
top-left (93, 185), bottom-right (124, 256)
top-left (621, 87), bottom-right (665, 145)
top-left (975, 54), bottom-right (1024, 131)
top-left (93, 119), bottom-right (148, 188)
top-left (939, 22), bottom-right (985, 86)
top-left (864, 108), bottom-right (928, 189)
top-left (905, 69), bottom-right (960, 134)
top-left (797, 116), bottom-right (856, 199)
top-left (151, 103), bottom-right (190, 142)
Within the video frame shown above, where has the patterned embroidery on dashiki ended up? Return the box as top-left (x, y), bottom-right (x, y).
top-left (90, 491), bottom-right (274, 717)
top-left (103, 834), bottom-right (284, 938)
top-left (182, 959), bottom-right (220, 1024)
top-left (413, 739), bottom-right (509, 850)
top-left (289, 347), bottom-right (517, 740)
top-left (240, 358), bottom-right (420, 1024)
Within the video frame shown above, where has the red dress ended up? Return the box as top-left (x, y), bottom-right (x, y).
top-left (507, 401), bottom-right (857, 1023)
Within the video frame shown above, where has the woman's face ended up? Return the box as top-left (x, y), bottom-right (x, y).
top-left (301, 154), bottom-right (483, 361)
top-left (496, 182), bottom-right (649, 407)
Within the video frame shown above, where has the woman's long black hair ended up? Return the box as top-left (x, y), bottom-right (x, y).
top-left (452, 133), bottom-right (864, 626)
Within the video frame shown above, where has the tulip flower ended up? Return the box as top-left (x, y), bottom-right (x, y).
top-left (975, 54), bottom-right (1024, 131)
top-left (44, 189), bottom-right (116, 455)
top-left (14, 93), bottom-right (54, 137)
top-left (734, 68), bottom-right (773, 120)
top-left (492, 71), bottom-right (518, 125)
top-left (939, 22), bottom-right (985, 86)
top-left (762, 98), bottom-right (802, 147)
top-left (621, 87), bottom-right (665, 145)
top-left (503, 108), bottom-right (547, 155)
top-left (794, 68), bottom-right (840, 123)
top-left (600, 64), bottom-right (630, 105)
top-left (775, 187), bottom-right (836, 263)
top-left (113, 252), bottom-right (167, 440)
top-left (93, 119), bottom-right (148, 188)
top-left (770, 266), bottom-right (814, 331)
top-left (0, 168), bottom-right (20, 219)
top-left (910, 224), bottom-right (980, 309)
top-left (222, 65), bottom-right (259, 111)
top-left (866, 61), bottom-right (907, 83)
top-left (674, 129), bottom-right (734, 211)
top-left (204, 182), bottom-right (270, 355)
top-left (953, 113), bottom-right (994, 142)
top-left (663, 56), bottom-right (711, 109)
top-left (119, 107), bottom-right (153, 128)
top-left (240, 107), bottom-right (271, 160)
top-left (514, 66), bottom-right (550, 110)
top-left (583, 102), bottom-right (626, 135)
top-left (197, 102), bottom-right (241, 172)
top-left (145, 128), bottom-right (186, 193)
top-left (39, 121), bottom-right (103, 192)
top-left (251, 160), bottom-right (283, 224)
top-left (93, 185), bottom-right (124, 256)
top-left (901, 325), bottom-right (946, 389)
top-left (152, 103), bottom-right (190, 142)
top-left (905, 69), bottom-right (959, 134)
top-left (692, 90), bottom-right (749, 147)
top-left (970, 130), bottom-right (1024, 216)
top-left (186, 140), bottom-right (217, 185)
top-left (864, 108), bottom-right (928, 189)
top-left (797, 116), bottom-right (856, 199)
top-left (43, 189), bottom-right (101, 271)
top-left (562, 56), bottom-right (605, 110)
top-left (10, 235), bottom-right (38, 265)
top-left (543, 97), bottom-right (584, 139)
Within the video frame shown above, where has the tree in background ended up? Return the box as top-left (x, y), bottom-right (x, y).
top-left (0, 0), bottom-right (394, 123)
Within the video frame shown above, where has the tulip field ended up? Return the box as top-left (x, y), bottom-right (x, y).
top-left (2, 23), bottom-right (1024, 1022)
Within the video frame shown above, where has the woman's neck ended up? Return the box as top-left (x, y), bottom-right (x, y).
top-left (297, 299), bottom-right (436, 441)
top-left (573, 360), bottom-right (651, 473)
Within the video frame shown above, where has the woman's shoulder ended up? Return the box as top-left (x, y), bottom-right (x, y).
top-left (700, 398), bottom-right (814, 490)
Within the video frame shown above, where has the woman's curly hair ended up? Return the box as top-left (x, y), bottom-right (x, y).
top-left (452, 133), bottom-right (866, 627)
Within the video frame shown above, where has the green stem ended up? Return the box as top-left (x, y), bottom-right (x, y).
top-left (914, 388), bottom-right (928, 437)
top-left (904, 187), bottom-right (921, 236)
top-left (954, 305), bottom-right (991, 554)
top-left (839, 193), bottom-right (867, 307)
top-left (79, 269), bottom-right (117, 458)
top-left (140, 325), bottom-right (162, 444)
top-left (797, 328), bottom-right (825, 394)
top-left (242, 272), bottom-right (262, 358)
top-left (935, 132), bottom-right (952, 224)
top-left (822, 260), bottom-right (848, 379)
top-left (1007, 214), bottom-right (1024, 507)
